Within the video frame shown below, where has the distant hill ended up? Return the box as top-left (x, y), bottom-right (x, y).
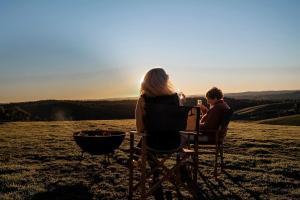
top-left (0, 97), bottom-right (273, 122)
top-left (1, 90), bottom-right (300, 122)
top-left (226, 90), bottom-right (300, 100)
top-left (0, 100), bottom-right (137, 121)
top-left (258, 114), bottom-right (300, 126)
top-left (0, 106), bottom-right (31, 121)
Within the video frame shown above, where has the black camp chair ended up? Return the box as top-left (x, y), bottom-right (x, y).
top-left (128, 104), bottom-right (201, 200)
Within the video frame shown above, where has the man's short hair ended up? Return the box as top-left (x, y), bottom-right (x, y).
top-left (206, 87), bottom-right (223, 100)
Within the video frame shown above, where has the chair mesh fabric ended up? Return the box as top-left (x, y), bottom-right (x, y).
top-left (144, 103), bottom-right (190, 151)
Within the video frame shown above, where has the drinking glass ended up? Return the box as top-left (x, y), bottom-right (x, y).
top-left (197, 99), bottom-right (202, 106)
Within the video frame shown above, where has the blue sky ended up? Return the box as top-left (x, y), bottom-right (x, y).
top-left (0, 0), bottom-right (299, 102)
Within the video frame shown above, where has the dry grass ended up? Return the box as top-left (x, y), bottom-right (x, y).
top-left (0, 120), bottom-right (299, 200)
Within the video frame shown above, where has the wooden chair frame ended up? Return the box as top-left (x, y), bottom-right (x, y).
top-left (128, 106), bottom-right (201, 200)
top-left (181, 109), bottom-right (233, 180)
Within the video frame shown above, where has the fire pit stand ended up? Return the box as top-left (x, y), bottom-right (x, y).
top-left (73, 130), bottom-right (126, 164)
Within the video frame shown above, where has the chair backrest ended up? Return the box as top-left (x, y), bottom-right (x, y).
top-left (219, 108), bottom-right (233, 131)
top-left (217, 108), bottom-right (234, 141)
top-left (143, 103), bottom-right (191, 152)
top-left (144, 103), bottom-right (191, 132)
top-left (185, 107), bottom-right (201, 131)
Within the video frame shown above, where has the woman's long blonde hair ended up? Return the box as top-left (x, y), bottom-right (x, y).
top-left (140, 68), bottom-right (174, 97)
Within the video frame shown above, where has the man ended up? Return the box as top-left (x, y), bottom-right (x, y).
top-left (198, 87), bottom-right (230, 141)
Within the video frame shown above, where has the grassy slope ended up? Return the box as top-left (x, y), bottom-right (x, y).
top-left (233, 101), bottom-right (299, 121)
top-left (0, 120), bottom-right (299, 200)
top-left (259, 114), bottom-right (300, 126)
top-left (235, 104), bottom-right (270, 115)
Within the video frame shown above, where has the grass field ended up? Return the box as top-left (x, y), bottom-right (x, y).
top-left (0, 120), bottom-right (299, 200)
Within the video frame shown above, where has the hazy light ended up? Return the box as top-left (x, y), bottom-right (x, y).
top-left (0, 1), bottom-right (299, 102)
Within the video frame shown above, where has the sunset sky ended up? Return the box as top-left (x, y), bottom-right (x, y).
top-left (0, 0), bottom-right (299, 103)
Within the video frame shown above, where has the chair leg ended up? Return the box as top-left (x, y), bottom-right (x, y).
top-left (140, 137), bottom-right (147, 200)
top-left (128, 133), bottom-right (134, 200)
top-left (214, 146), bottom-right (218, 180)
top-left (220, 145), bottom-right (224, 172)
top-left (146, 153), bottom-right (191, 199)
top-left (147, 157), bottom-right (187, 197)
top-left (193, 136), bottom-right (199, 185)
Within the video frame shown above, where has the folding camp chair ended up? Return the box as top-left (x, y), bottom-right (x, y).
top-left (128, 105), bottom-right (202, 200)
top-left (181, 108), bottom-right (233, 180)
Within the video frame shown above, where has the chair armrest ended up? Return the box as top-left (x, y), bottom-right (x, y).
top-left (129, 130), bottom-right (137, 135)
top-left (199, 129), bottom-right (219, 134)
top-left (180, 131), bottom-right (205, 136)
top-left (180, 131), bottom-right (197, 135)
top-left (128, 130), bottom-right (146, 136)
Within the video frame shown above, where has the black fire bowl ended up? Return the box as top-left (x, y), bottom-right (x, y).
top-left (73, 130), bottom-right (126, 155)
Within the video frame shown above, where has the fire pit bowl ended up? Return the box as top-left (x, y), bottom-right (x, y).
top-left (73, 130), bottom-right (126, 155)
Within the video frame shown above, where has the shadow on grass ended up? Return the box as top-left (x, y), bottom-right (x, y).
top-left (31, 183), bottom-right (93, 200)
top-left (222, 170), bottom-right (262, 200)
top-left (197, 171), bottom-right (242, 200)
top-left (193, 169), bottom-right (263, 200)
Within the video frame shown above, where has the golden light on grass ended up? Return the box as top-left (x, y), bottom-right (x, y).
top-left (0, 120), bottom-right (299, 199)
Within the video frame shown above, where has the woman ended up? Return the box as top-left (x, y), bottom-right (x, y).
top-left (135, 68), bottom-right (180, 133)
top-left (134, 68), bottom-right (184, 200)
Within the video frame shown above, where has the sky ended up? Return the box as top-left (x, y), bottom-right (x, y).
top-left (0, 0), bottom-right (299, 103)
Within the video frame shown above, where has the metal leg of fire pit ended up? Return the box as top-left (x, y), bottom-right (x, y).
top-left (103, 153), bottom-right (112, 165)
top-left (106, 154), bottom-right (110, 164)
top-left (76, 151), bottom-right (85, 165)
top-left (80, 151), bottom-right (85, 161)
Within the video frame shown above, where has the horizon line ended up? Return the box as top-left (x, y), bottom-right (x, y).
top-left (1, 89), bottom-right (299, 104)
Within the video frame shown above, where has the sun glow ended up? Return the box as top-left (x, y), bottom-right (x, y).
top-left (139, 75), bottom-right (144, 86)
